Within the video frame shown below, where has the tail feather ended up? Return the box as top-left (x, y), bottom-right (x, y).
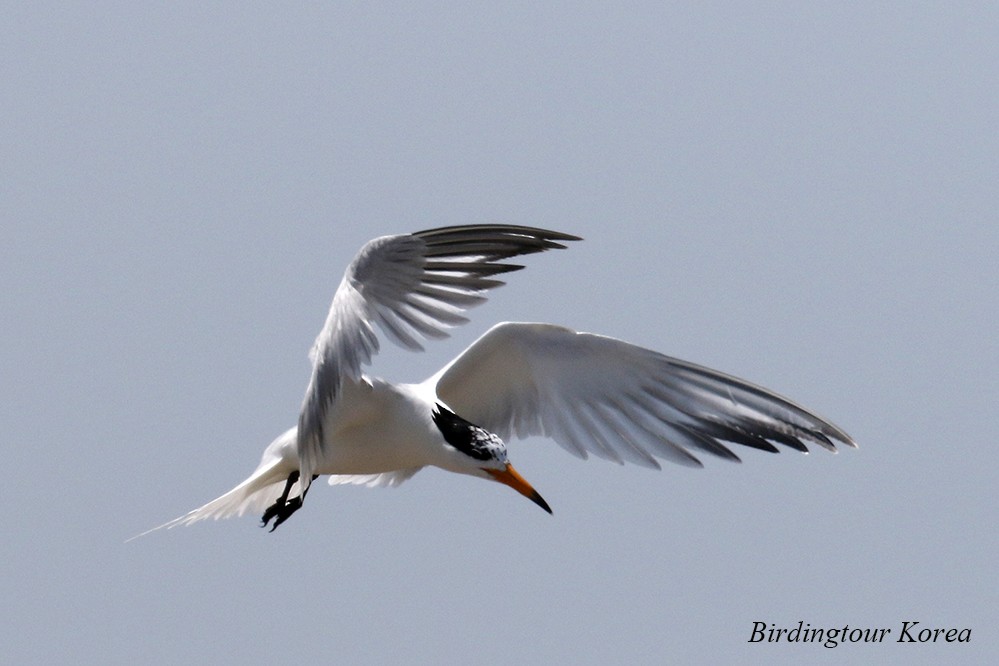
top-left (127, 459), bottom-right (298, 541)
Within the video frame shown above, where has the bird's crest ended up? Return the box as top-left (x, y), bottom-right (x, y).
top-left (432, 404), bottom-right (508, 463)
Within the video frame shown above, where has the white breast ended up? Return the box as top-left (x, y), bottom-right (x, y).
top-left (314, 377), bottom-right (446, 475)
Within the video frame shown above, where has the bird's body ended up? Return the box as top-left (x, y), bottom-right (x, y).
top-left (135, 224), bottom-right (855, 538)
top-left (313, 377), bottom-right (439, 475)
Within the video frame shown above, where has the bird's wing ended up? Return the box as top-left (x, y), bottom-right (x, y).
top-left (327, 468), bottom-right (423, 488)
top-left (432, 322), bottom-right (855, 468)
top-left (297, 226), bottom-right (581, 487)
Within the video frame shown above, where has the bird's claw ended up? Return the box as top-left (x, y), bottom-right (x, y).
top-left (260, 470), bottom-right (317, 532)
top-left (261, 495), bottom-right (304, 532)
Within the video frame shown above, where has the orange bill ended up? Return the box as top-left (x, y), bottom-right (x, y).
top-left (484, 463), bottom-right (552, 514)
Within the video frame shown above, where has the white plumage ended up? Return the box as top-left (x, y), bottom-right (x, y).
top-left (133, 224), bottom-right (854, 538)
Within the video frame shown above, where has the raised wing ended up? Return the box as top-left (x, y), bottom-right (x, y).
top-left (297, 226), bottom-right (581, 488)
top-left (432, 322), bottom-right (855, 468)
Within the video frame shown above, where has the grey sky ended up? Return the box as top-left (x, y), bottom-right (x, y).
top-left (3, 3), bottom-right (996, 664)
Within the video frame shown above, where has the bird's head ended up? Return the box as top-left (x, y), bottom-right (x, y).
top-left (432, 404), bottom-right (552, 514)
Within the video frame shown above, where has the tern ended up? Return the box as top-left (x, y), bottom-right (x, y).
top-left (137, 224), bottom-right (855, 537)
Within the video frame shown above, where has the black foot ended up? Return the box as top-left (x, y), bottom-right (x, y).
top-left (260, 471), bottom-right (318, 532)
top-left (262, 494), bottom-right (304, 532)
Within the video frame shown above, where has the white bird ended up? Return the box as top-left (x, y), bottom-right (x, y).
top-left (136, 224), bottom-right (855, 537)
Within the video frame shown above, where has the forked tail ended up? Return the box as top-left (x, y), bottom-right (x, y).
top-left (127, 458), bottom-right (299, 541)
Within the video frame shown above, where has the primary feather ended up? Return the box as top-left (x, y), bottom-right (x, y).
top-left (296, 225), bottom-right (580, 492)
top-left (431, 322), bottom-right (854, 469)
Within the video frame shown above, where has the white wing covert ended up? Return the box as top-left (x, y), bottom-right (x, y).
top-left (297, 227), bottom-right (580, 489)
top-left (327, 469), bottom-right (423, 488)
top-left (433, 322), bottom-right (855, 469)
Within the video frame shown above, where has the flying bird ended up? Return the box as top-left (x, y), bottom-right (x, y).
top-left (136, 224), bottom-right (855, 537)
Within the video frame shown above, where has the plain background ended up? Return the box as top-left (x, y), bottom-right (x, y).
top-left (3, 3), bottom-right (996, 664)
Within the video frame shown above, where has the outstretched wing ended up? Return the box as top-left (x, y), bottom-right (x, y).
top-left (432, 322), bottom-right (855, 468)
top-left (297, 226), bottom-right (581, 488)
